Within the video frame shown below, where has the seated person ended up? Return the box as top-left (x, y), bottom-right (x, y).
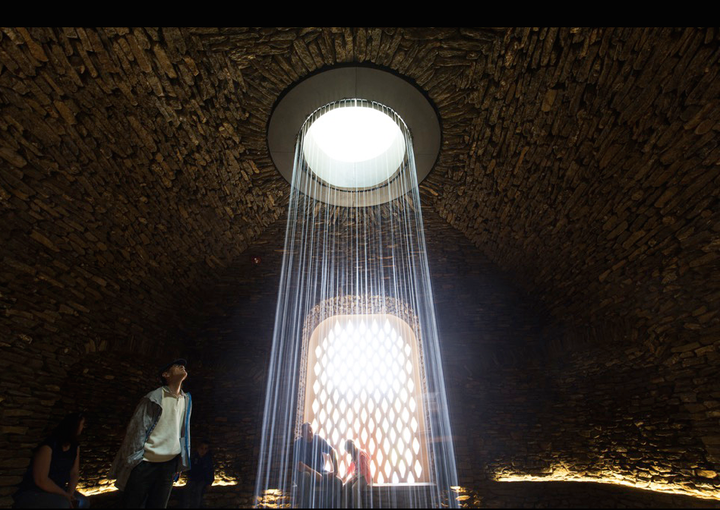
top-left (13, 412), bottom-right (89, 509)
top-left (342, 439), bottom-right (371, 508)
top-left (293, 422), bottom-right (341, 508)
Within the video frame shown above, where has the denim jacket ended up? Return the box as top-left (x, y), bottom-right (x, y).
top-left (109, 387), bottom-right (192, 490)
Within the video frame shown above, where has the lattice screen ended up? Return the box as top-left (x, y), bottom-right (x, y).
top-left (303, 314), bottom-right (429, 484)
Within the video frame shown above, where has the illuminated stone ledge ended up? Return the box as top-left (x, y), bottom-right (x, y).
top-left (495, 471), bottom-right (720, 502)
top-left (78, 474), bottom-right (238, 496)
top-left (75, 484), bottom-right (117, 497)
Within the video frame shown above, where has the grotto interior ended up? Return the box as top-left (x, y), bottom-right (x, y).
top-left (0, 27), bottom-right (719, 508)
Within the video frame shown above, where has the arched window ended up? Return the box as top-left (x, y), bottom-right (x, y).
top-left (301, 314), bottom-right (430, 484)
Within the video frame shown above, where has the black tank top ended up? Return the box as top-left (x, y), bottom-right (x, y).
top-left (16, 437), bottom-right (78, 495)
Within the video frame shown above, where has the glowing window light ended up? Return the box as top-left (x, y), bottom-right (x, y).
top-left (303, 314), bottom-right (429, 484)
top-left (302, 105), bottom-right (406, 190)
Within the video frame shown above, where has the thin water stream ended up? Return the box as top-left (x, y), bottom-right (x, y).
top-left (254, 100), bottom-right (458, 508)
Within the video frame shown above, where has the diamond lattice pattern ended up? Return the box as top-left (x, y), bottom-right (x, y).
top-left (306, 316), bottom-right (428, 484)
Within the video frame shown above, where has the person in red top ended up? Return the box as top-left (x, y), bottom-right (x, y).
top-left (341, 439), bottom-right (371, 508)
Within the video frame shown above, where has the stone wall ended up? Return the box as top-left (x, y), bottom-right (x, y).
top-left (427, 27), bottom-right (720, 361)
top-left (0, 27), bottom-right (288, 363)
top-left (449, 342), bottom-right (720, 498)
top-left (424, 206), bottom-right (718, 501)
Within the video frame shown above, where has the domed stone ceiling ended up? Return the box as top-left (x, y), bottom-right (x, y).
top-left (1, 27), bottom-right (717, 358)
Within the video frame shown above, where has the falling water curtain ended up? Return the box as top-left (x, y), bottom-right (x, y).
top-left (255, 100), bottom-right (458, 508)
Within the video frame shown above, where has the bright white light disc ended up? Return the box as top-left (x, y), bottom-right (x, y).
top-left (303, 105), bottom-right (406, 189)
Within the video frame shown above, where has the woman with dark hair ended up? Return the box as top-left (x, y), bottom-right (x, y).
top-left (12, 412), bottom-right (89, 509)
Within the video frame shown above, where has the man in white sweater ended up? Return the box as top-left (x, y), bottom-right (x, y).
top-left (110, 359), bottom-right (193, 508)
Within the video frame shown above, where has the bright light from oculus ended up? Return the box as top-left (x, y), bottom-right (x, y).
top-left (303, 105), bottom-right (406, 190)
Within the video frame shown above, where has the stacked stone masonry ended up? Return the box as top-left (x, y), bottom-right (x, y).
top-left (1, 27), bottom-right (719, 508)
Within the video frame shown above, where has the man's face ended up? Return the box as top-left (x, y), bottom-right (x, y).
top-left (163, 363), bottom-right (187, 383)
top-left (302, 424), bottom-right (314, 442)
top-left (198, 444), bottom-right (209, 457)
